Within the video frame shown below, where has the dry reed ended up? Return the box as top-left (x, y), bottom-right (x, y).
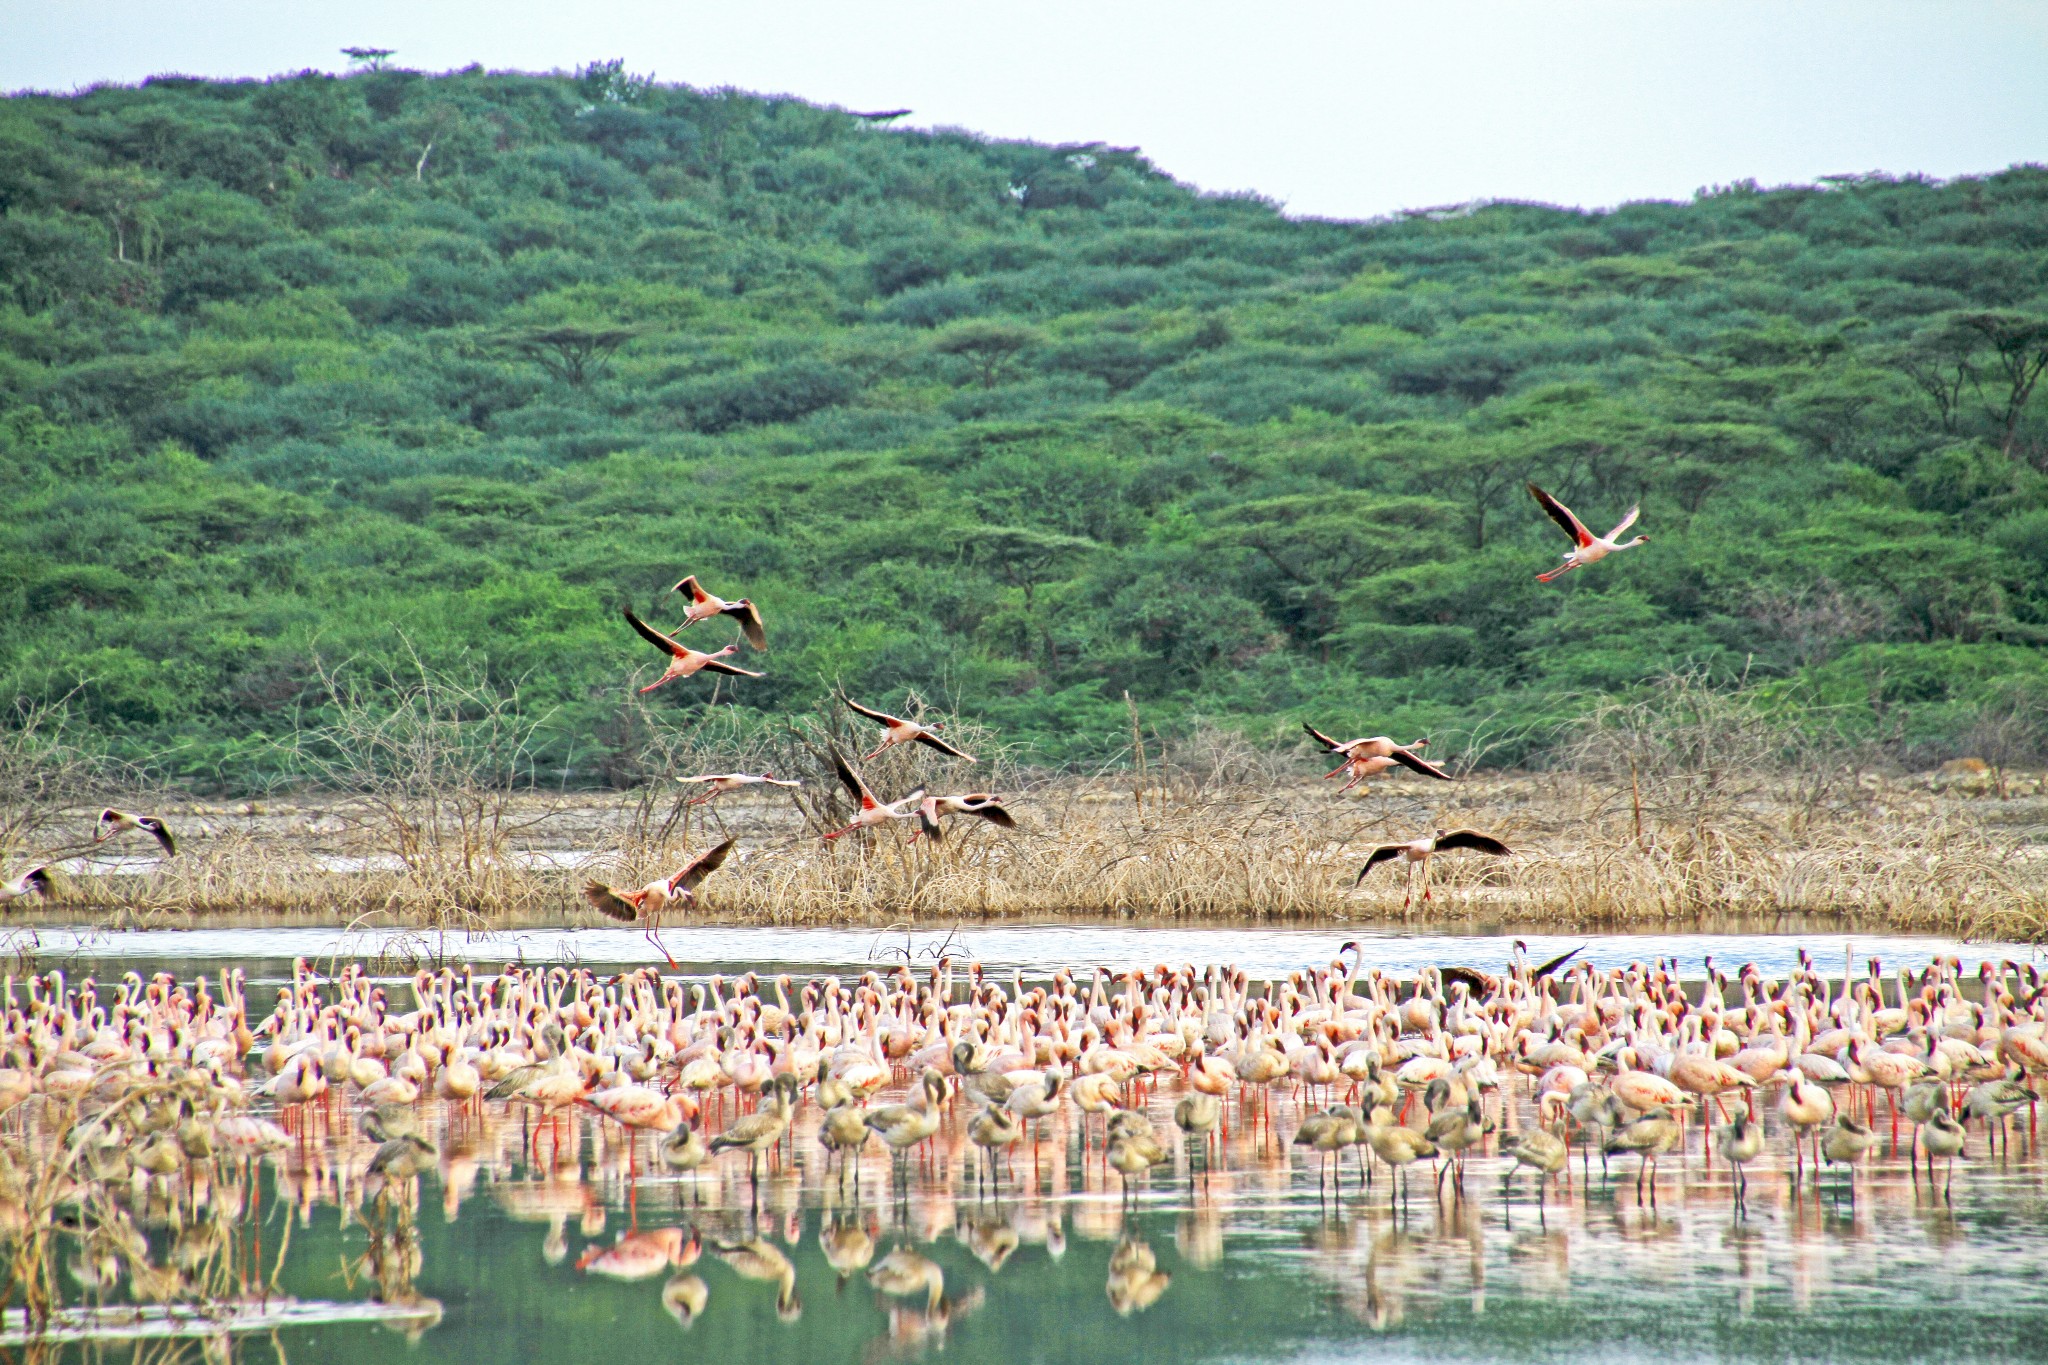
top-left (9, 671), bottom-right (2045, 938)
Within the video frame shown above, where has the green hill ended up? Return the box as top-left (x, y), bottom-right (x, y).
top-left (3, 62), bottom-right (2046, 789)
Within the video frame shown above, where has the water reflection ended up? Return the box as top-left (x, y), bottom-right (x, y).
top-left (1, 961), bottom-right (2046, 1365)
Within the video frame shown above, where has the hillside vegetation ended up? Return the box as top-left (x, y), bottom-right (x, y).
top-left (3, 63), bottom-right (2047, 791)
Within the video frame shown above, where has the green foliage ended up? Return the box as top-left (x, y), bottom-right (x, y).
top-left (1, 71), bottom-right (2046, 787)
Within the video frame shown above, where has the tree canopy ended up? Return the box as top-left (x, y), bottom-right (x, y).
top-left (1, 67), bottom-right (2045, 786)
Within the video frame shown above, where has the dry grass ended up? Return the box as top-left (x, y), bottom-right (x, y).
top-left (8, 672), bottom-right (2046, 938)
top-left (24, 759), bottom-right (2046, 941)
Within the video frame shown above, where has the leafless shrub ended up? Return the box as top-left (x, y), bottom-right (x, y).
top-left (283, 649), bottom-right (557, 925)
top-left (1157, 725), bottom-right (1288, 800)
top-left (1743, 583), bottom-right (1891, 668)
top-left (0, 694), bottom-right (117, 865)
top-left (1962, 682), bottom-right (2048, 798)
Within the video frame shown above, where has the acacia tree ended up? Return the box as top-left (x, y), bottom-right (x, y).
top-left (932, 320), bottom-right (1040, 389)
top-left (1950, 311), bottom-right (2048, 462)
top-left (962, 525), bottom-right (1096, 668)
top-left (492, 324), bottom-right (649, 386)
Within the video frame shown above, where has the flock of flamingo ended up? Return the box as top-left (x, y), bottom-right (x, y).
top-left (1, 939), bottom-right (2041, 1235)
top-left (1, 483), bottom-right (2041, 1268)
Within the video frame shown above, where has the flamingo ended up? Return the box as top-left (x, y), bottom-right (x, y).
top-left (1354, 829), bottom-right (1513, 907)
top-left (1780, 1075), bottom-right (1836, 1177)
top-left (821, 750), bottom-right (924, 842)
top-left (668, 575), bottom-right (767, 649)
top-left (0, 865), bottom-right (54, 903)
top-left (621, 607), bottom-right (764, 691)
top-left (914, 793), bottom-right (1017, 842)
top-left (841, 696), bottom-right (976, 762)
top-left (1302, 725), bottom-right (1453, 784)
top-left (1714, 1112), bottom-right (1765, 1211)
top-left (1527, 483), bottom-right (1650, 583)
top-left (580, 838), bottom-right (736, 967)
top-left (680, 772), bottom-right (803, 805)
top-left (96, 808), bottom-right (177, 854)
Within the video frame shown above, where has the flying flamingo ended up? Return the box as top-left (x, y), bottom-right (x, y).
top-left (669, 575), bottom-right (767, 650)
top-left (1302, 726), bottom-right (1452, 786)
top-left (1355, 829), bottom-right (1513, 907)
top-left (0, 865), bottom-right (54, 903)
top-left (914, 794), bottom-right (1016, 842)
top-left (622, 608), bottom-right (764, 691)
top-left (581, 837), bottom-right (736, 967)
top-left (96, 808), bottom-right (177, 854)
top-left (1527, 483), bottom-right (1650, 583)
top-left (822, 750), bottom-right (924, 842)
top-left (842, 696), bottom-right (975, 762)
top-left (681, 772), bottom-right (803, 806)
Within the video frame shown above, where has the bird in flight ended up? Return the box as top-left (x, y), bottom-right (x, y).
top-left (680, 773), bottom-right (803, 806)
top-left (669, 576), bottom-right (767, 651)
top-left (822, 749), bottom-right (925, 842)
top-left (1301, 726), bottom-right (1452, 786)
top-left (0, 865), bottom-right (55, 904)
top-left (1527, 484), bottom-right (1649, 583)
top-left (842, 697), bottom-right (976, 762)
top-left (96, 808), bottom-right (177, 855)
top-left (582, 837), bottom-right (736, 967)
top-left (1356, 829), bottom-right (1512, 907)
top-left (915, 794), bottom-right (1017, 842)
top-left (623, 608), bottom-right (764, 691)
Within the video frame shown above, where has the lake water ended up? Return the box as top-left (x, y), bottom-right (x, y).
top-left (18, 921), bottom-right (2047, 983)
top-left (9, 927), bottom-right (2047, 1364)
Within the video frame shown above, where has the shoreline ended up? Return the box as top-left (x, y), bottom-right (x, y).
top-left (11, 768), bottom-right (2045, 938)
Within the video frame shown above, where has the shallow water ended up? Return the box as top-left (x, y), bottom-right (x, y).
top-left (12, 933), bottom-right (2048, 1364)
top-left (17, 922), bottom-right (2047, 985)
top-left (25, 1048), bottom-right (2048, 1365)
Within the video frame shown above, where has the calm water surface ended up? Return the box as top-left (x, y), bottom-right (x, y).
top-left (9, 931), bottom-right (2047, 1364)
top-left (18, 922), bottom-right (2047, 983)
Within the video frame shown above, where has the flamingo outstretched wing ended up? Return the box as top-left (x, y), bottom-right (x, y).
top-left (830, 748), bottom-right (878, 809)
top-left (729, 601), bottom-right (768, 651)
top-left (1354, 846), bottom-right (1407, 885)
top-left (623, 607), bottom-right (685, 657)
top-left (1528, 484), bottom-right (1593, 548)
top-left (912, 729), bottom-right (976, 762)
top-left (1388, 747), bottom-right (1454, 781)
top-left (1434, 830), bottom-right (1512, 857)
top-left (670, 837), bottom-right (736, 894)
top-left (582, 881), bottom-right (640, 922)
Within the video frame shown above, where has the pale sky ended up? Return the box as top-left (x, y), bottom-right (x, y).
top-left (4, 0), bottom-right (2044, 220)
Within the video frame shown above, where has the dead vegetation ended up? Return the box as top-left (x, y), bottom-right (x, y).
top-left (5, 672), bottom-right (2044, 938)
